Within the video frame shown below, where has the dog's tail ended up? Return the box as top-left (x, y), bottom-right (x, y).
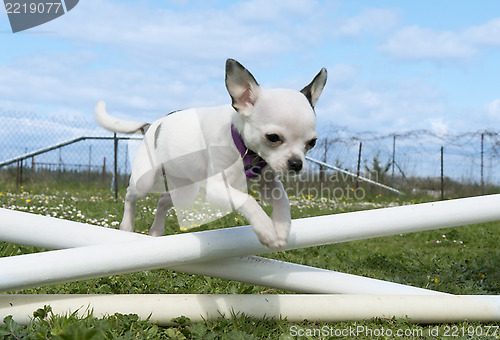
top-left (95, 101), bottom-right (151, 134)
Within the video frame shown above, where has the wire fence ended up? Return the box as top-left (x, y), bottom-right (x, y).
top-left (0, 109), bottom-right (130, 192)
top-left (309, 125), bottom-right (500, 186)
top-left (1, 109), bottom-right (499, 197)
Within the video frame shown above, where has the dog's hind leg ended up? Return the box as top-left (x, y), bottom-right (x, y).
top-left (120, 185), bottom-right (139, 232)
top-left (149, 192), bottom-right (173, 236)
top-left (120, 168), bottom-right (160, 232)
top-left (120, 184), bottom-right (148, 232)
top-left (148, 175), bottom-right (201, 235)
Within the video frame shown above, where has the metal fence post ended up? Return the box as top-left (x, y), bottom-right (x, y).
top-left (441, 146), bottom-right (444, 200)
top-left (356, 142), bottom-right (362, 189)
top-left (114, 133), bottom-right (118, 200)
top-left (15, 160), bottom-right (21, 188)
top-left (481, 132), bottom-right (484, 193)
top-left (102, 157), bottom-right (106, 182)
top-left (88, 145), bottom-right (92, 183)
top-left (392, 135), bottom-right (396, 179)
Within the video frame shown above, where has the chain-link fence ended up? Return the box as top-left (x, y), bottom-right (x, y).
top-left (308, 125), bottom-right (500, 197)
top-left (0, 109), bottom-right (132, 193)
top-left (320, 129), bottom-right (500, 183)
top-left (1, 110), bottom-right (499, 197)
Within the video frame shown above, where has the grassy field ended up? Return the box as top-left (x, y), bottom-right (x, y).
top-left (0, 184), bottom-right (499, 339)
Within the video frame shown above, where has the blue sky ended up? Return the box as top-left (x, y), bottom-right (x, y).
top-left (2, 0), bottom-right (500, 137)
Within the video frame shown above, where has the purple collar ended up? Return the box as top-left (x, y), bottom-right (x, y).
top-left (231, 124), bottom-right (267, 178)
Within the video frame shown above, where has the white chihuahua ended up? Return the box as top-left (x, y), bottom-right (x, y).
top-left (95, 59), bottom-right (327, 249)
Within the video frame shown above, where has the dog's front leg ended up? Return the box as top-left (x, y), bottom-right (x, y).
top-left (238, 195), bottom-right (280, 248)
top-left (207, 181), bottom-right (279, 248)
top-left (255, 171), bottom-right (291, 249)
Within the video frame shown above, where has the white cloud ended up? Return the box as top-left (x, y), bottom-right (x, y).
top-left (0, 0), bottom-right (335, 120)
top-left (0, 54), bottom-right (228, 123)
top-left (485, 98), bottom-right (500, 116)
top-left (319, 63), bottom-right (358, 87)
top-left (44, 0), bottom-right (324, 65)
top-left (338, 8), bottom-right (400, 36)
top-left (0, 0), bottom-right (346, 122)
top-left (232, 0), bottom-right (318, 23)
top-left (380, 17), bottom-right (500, 61)
top-left (318, 76), bottom-right (447, 133)
top-left (429, 118), bottom-right (450, 136)
top-left (463, 18), bottom-right (500, 46)
top-left (380, 25), bottom-right (476, 60)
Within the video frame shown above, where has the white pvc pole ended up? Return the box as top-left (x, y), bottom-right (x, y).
top-left (0, 208), bottom-right (440, 295)
top-left (175, 258), bottom-right (441, 295)
top-left (1, 194), bottom-right (500, 292)
top-left (1, 294), bottom-right (499, 325)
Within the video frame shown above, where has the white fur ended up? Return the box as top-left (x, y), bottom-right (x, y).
top-left (95, 59), bottom-right (327, 249)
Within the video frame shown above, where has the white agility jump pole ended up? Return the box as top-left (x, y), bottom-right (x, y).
top-left (1, 194), bottom-right (500, 294)
top-left (0, 208), bottom-right (440, 296)
top-left (1, 294), bottom-right (499, 325)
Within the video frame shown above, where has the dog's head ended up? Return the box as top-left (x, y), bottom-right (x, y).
top-left (225, 58), bottom-right (327, 174)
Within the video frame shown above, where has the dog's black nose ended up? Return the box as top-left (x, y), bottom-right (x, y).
top-left (288, 159), bottom-right (303, 172)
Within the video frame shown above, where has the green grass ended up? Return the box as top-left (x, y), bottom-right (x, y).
top-left (0, 185), bottom-right (499, 339)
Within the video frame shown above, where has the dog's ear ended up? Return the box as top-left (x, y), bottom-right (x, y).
top-left (300, 68), bottom-right (327, 108)
top-left (225, 59), bottom-right (261, 115)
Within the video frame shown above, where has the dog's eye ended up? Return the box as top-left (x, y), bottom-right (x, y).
top-left (266, 133), bottom-right (282, 144)
top-left (307, 138), bottom-right (317, 149)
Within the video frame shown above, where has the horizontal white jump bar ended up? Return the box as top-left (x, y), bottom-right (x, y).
top-left (1, 194), bottom-right (500, 292)
top-left (0, 208), bottom-right (443, 295)
top-left (2, 294), bottom-right (499, 325)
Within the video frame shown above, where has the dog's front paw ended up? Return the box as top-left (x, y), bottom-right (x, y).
top-left (251, 216), bottom-right (280, 249)
top-left (273, 219), bottom-right (291, 249)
